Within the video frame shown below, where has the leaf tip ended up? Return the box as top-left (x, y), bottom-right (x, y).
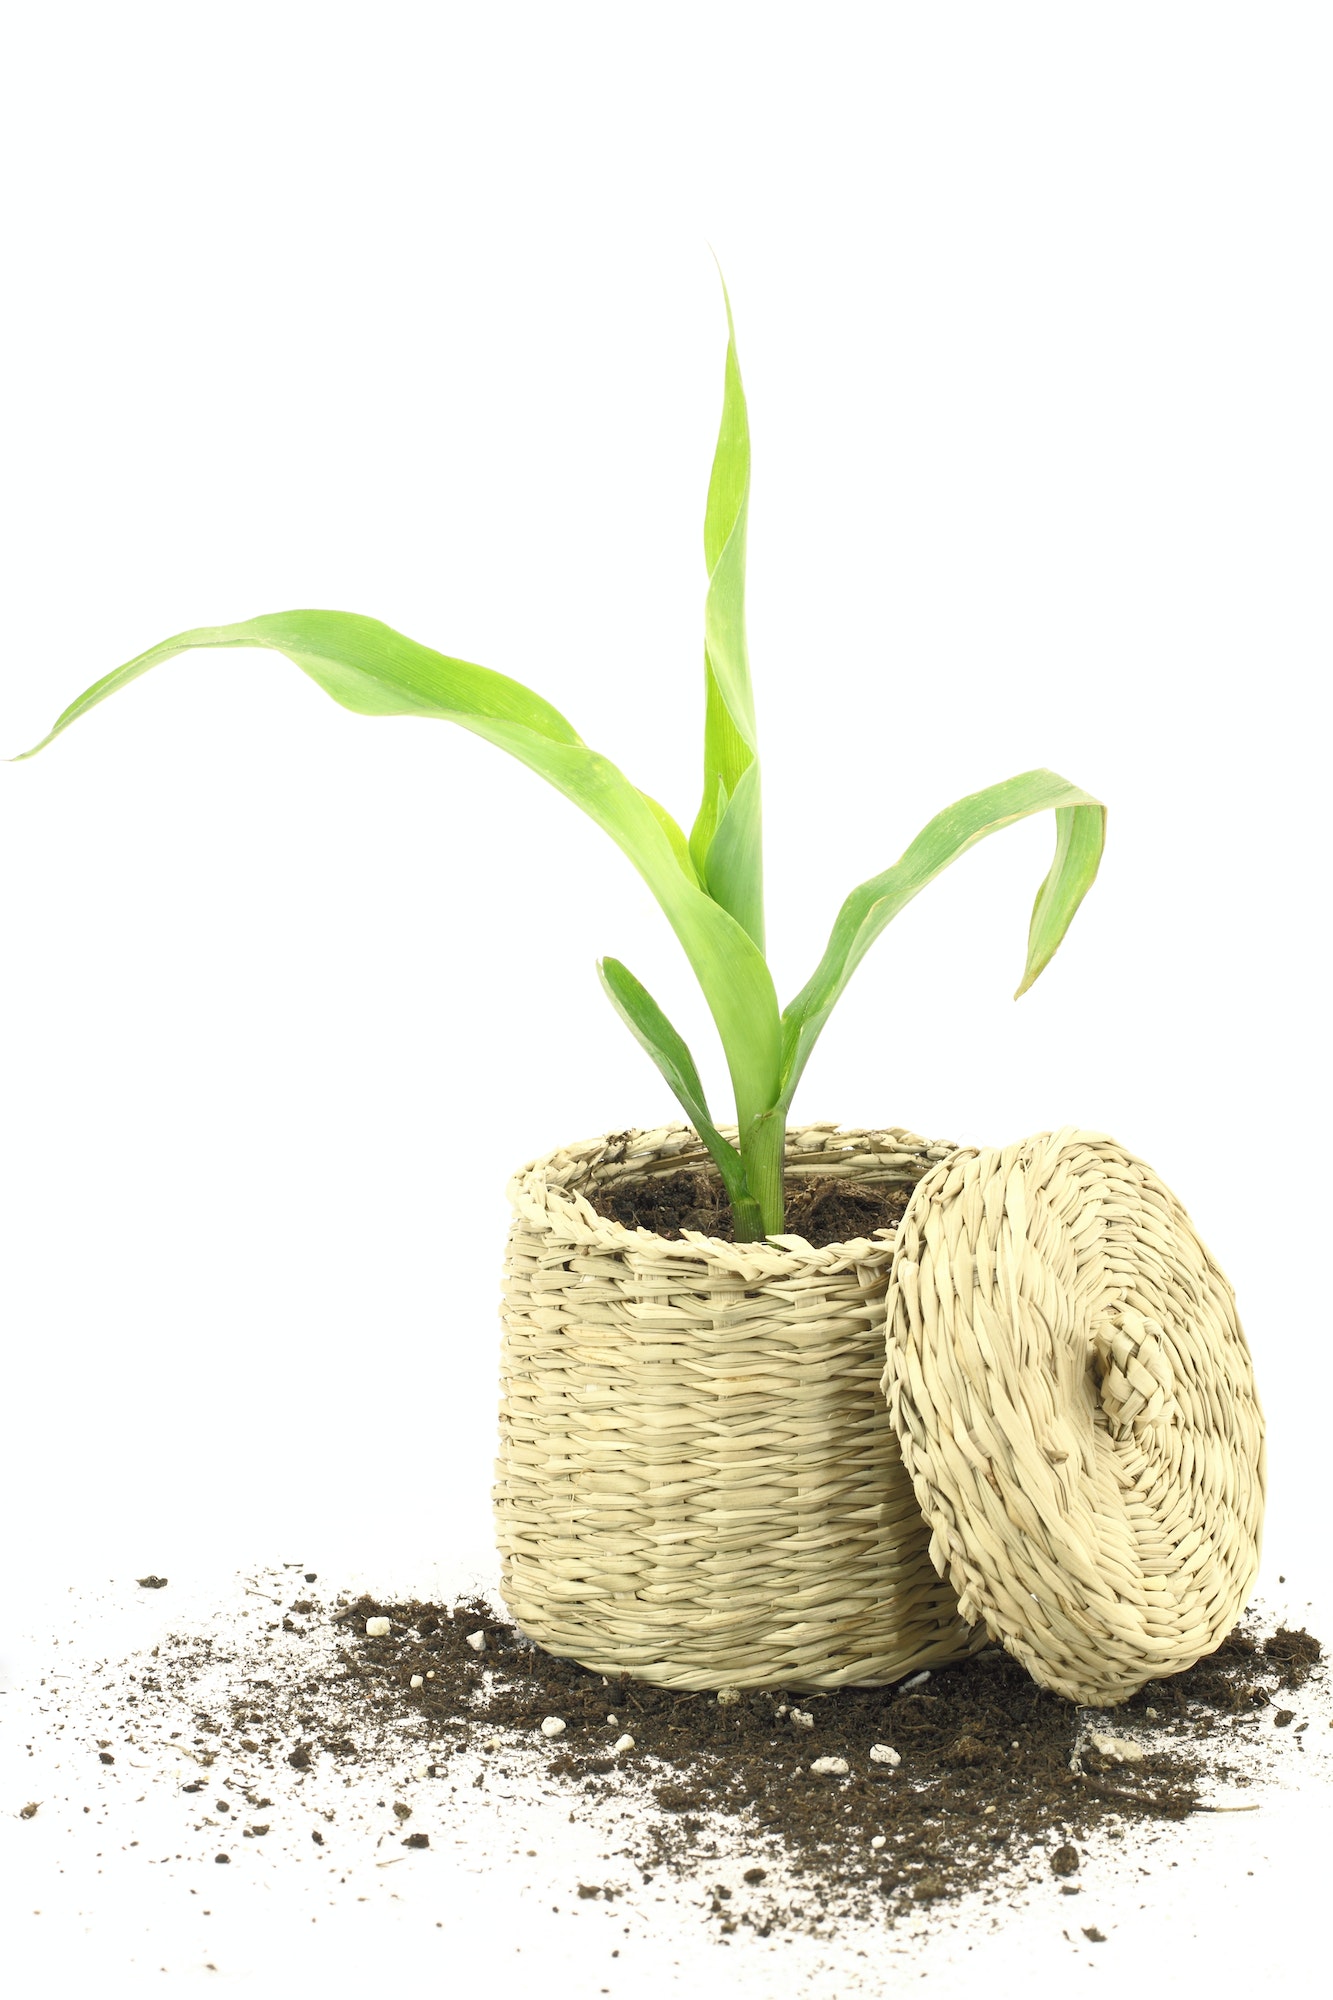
top-left (706, 244), bottom-right (737, 346)
top-left (1015, 942), bottom-right (1058, 1000)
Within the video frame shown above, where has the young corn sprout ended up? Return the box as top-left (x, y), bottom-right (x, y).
top-left (14, 285), bottom-right (1104, 1241)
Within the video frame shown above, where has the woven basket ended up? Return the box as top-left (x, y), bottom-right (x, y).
top-left (494, 1121), bottom-right (987, 1689)
top-left (883, 1129), bottom-right (1266, 1705)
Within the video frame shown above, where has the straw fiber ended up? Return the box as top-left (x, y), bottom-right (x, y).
top-left (495, 1122), bottom-right (986, 1689)
top-left (883, 1129), bottom-right (1265, 1706)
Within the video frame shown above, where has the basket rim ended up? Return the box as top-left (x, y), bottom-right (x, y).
top-left (505, 1120), bottom-right (960, 1278)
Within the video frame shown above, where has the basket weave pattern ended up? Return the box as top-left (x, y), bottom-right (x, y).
top-left (495, 1122), bottom-right (986, 1689)
top-left (883, 1129), bottom-right (1266, 1705)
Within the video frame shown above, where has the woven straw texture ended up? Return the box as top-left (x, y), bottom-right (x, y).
top-left (883, 1128), bottom-right (1265, 1706)
top-left (495, 1122), bottom-right (987, 1689)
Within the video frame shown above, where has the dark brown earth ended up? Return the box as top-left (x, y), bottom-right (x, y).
top-left (586, 1169), bottom-right (911, 1248)
top-left (1263, 1626), bottom-right (1321, 1685)
top-left (203, 1591), bottom-right (1321, 1931)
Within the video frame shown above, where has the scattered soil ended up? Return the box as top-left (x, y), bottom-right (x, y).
top-left (586, 1169), bottom-right (911, 1248)
top-left (74, 1570), bottom-right (1317, 1940)
top-left (34, 1570), bottom-right (1323, 1947)
top-left (309, 1599), bottom-right (1320, 1924)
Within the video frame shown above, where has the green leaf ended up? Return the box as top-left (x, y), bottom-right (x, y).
top-left (780, 769), bottom-right (1106, 1104)
top-left (701, 758), bottom-right (763, 948)
top-left (1013, 794), bottom-right (1106, 996)
top-left (637, 789), bottom-right (703, 886)
top-left (14, 609), bottom-right (584, 749)
top-left (14, 610), bottom-right (783, 1130)
top-left (689, 272), bottom-right (764, 950)
top-left (597, 957), bottom-right (755, 1218)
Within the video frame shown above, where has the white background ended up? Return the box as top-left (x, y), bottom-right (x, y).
top-left (1, 2), bottom-right (1330, 1987)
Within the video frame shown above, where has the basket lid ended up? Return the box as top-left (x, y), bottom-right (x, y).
top-left (882, 1128), bottom-right (1265, 1705)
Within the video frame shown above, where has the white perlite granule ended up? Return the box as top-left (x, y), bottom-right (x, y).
top-left (810, 1756), bottom-right (849, 1777)
top-left (409, 1675), bottom-right (423, 1690)
top-left (869, 1743), bottom-right (901, 1767)
top-left (465, 1631), bottom-right (487, 1654)
top-left (1088, 1733), bottom-right (1144, 1763)
top-left (790, 1709), bottom-right (814, 1729)
top-left (365, 1617), bottom-right (390, 1638)
top-left (540, 1716), bottom-right (566, 1739)
top-left (611, 1734), bottom-right (635, 1754)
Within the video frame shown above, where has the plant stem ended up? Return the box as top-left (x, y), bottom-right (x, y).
top-left (736, 1109), bottom-right (787, 1241)
top-left (728, 1190), bottom-right (766, 1242)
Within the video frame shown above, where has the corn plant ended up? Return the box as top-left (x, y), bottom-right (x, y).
top-left (13, 284), bottom-right (1104, 1241)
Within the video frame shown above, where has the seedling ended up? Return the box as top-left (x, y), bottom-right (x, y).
top-left (14, 282), bottom-right (1104, 1239)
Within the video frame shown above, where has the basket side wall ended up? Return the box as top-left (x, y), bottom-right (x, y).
top-left (494, 1133), bottom-right (982, 1689)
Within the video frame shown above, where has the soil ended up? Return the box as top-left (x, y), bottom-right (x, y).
top-left (77, 1572), bottom-right (1317, 1940)
top-left (1262, 1625), bottom-right (1321, 1685)
top-left (27, 1560), bottom-right (1326, 1955)
top-left (314, 1600), bottom-right (1321, 1925)
top-left (586, 1169), bottom-right (911, 1248)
